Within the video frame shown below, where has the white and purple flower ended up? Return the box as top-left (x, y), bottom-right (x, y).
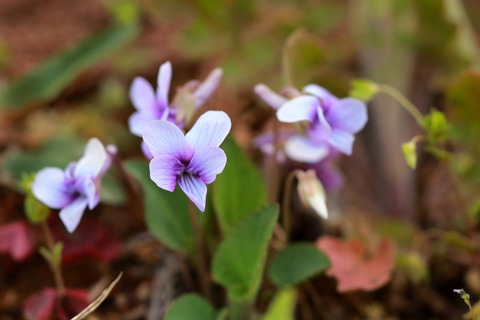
top-left (32, 138), bottom-right (112, 233)
top-left (143, 110), bottom-right (231, 211)
top-left (276, 84), bottom-right (368, 156)
top-left (129, 61), bottom-right (223, 137)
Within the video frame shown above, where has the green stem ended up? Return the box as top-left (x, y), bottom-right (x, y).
top-left (228, 299), bottom-right (251, 320)
top-left (379, 84), bottom-right (424, 126)
top-left (41, 221), bottom-right (66, 297)
top-left (188, 201), bottom-right (212, 300)
top-left (281, 170), bottom-right (299, 243)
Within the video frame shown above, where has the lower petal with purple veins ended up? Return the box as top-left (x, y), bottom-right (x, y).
top-left (150, 155), bottom-right (184, 192)
top-left (178, 173), bottom-right (207, 212)
top-left (187, 147), bottom-right (227, 184)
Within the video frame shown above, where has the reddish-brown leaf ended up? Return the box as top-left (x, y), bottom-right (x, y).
top-left (0, 221), bottom-right (35, 261)
top-left (316, 236), bottom-right (394, 292)
top-left (52, 218), bottom-right (121, 264)
top-left (23, 288), bottom-right (89, 320)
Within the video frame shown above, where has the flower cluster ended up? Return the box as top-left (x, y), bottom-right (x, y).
top-left (129, 62), bottom-right (229, 211)
top-left (129, 61), bottom-right (223, 158)
top-left (33, 138), bottom-right (113, 233)
top-left (255, 83), bottom-right (368, 189)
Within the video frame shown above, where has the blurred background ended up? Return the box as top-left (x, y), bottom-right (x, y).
top-left (2, 0), bottom-right (480, 319)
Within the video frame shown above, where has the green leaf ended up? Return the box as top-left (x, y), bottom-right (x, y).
top-left (212, 204), bottom-right (279, 301)
top-left (165, 294), bottom-right (216, 320)
top-left (268, 243), bottom-right (330, 287)
top-left (262, 287), bottom-right (297, 320)
top-left (125, 160), bottom-right (194, 254)
top-left (401, 141), bottom-right (417, 169)
top-left (349, 78), bottom-right (380, 101)
top-left (213, 136), bottom-right (267, 234)
top-left (1, 24), bottom-right (136, 109)
top-left (3, 136), bottom-right (85, 181)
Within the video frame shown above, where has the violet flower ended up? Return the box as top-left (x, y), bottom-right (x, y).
top-left (143, 111), bottom-right (231, 211)
top-left (129, 61), bottom-right (223, 137)
top-left (32, 138), bottom-right (111, 233)
top-left (277, 84), bottom-right (368, 156)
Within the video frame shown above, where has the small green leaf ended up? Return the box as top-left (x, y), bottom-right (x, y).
top-left (125, 160), bottom-right (194, 254)
top-left (52, 242), bottom-right (64, 268)
top-left (24, 192), bottom-right (50, 224)
top-left (349, 78), bottom-right (380, 101)
top-left (268, 243), bottom-right (330, 287)
top-left (21, 173), bottom-right (50, 224)
top-left (1, 24), bottom-right (137, 109)
top-left (212, 204), bottom-right (279, 301)
top-left (401, 141), bottom-right (417, 169)
top-left (213, 136), bottom-right (267, 234)
top-left (421, 109), bottom-right (449, 142)
top-left (165, 294), bottom-right (216, 320)
top-left (262, 287), bottom-right (297, 320)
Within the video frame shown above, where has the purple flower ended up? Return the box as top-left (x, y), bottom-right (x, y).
top-left (32, 138), bottom-right (111, 233)
top-left (129, 61), bottom-right (223, 137)
top-left (276, 84), bottom-right (368, 155)
top-left (143, 111), bottom-right (231, 211)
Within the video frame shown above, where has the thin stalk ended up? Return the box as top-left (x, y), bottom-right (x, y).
top-left (379, 84), bottom-right (424, 126)
top-left (228, 299), bottom-right (251, 320)
top-left (41, 221), bottom-right (66, 297)
top-left (188, 201), bottom-right (212, 300)
top-left (266, 119), bottom-right (281, 204)
top-left (281, 170), bottom-right (299, 243)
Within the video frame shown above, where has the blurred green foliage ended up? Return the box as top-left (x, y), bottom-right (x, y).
top-left (165, 294), bottom-right (217, 320)
top-left (125, 160), bottom-right (194, 254)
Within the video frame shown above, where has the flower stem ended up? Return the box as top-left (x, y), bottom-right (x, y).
top-left (228, 299), bottom-right (251, 320)
top-left (379, 84), bottom-right (424, 126)
top-left (187, 201), bottom-right (212, 300)
top-left (281, 170), bottom-right (299, 243)
top-left (40, 221), bottom-right (66, 297)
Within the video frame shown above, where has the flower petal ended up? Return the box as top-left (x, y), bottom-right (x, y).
top-left (327, 98), bottom-right (368, 133)
top-left (187, 147), bottom-right (227, 184)
top-left (143, 120), bottom-right (191, 160)
top-left (81, 176), bottom-right (99, 210)
top-left (157, 61), bottom-right (172, 108)
top-left (149, 155), bottom-right (184, 192)
top-left (178, 173), bottom-right (207, 212)
top-left (59, 197), bottom-right (89, 233)
top-left (193, 68), bottom-right (223, 107)
top-left (128, 111), bottom-right (155, 137)
top-left (303, 84), bottom-right (338, 105)
top-left (276, 95), bottom-right (319, 123)
top-left (141, 141), bottom-right (154, 160)
top-left (74, 138), bottom-right (108, 179)
top-left (32, 168), bottom-right (73, 209)
top-left (254, 84), bottom-right (288, 110)
top-left (284, 135), bottom-right (329, 163)
top-left (130, 77), bottom-right (156, 111)
top-left (185, 111), bottom-right (231, 150)
top-left (328, 130), bottom-right (355, 155)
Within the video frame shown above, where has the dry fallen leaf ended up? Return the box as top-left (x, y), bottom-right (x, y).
top-left (316, 236), bottom-right (394, 292)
